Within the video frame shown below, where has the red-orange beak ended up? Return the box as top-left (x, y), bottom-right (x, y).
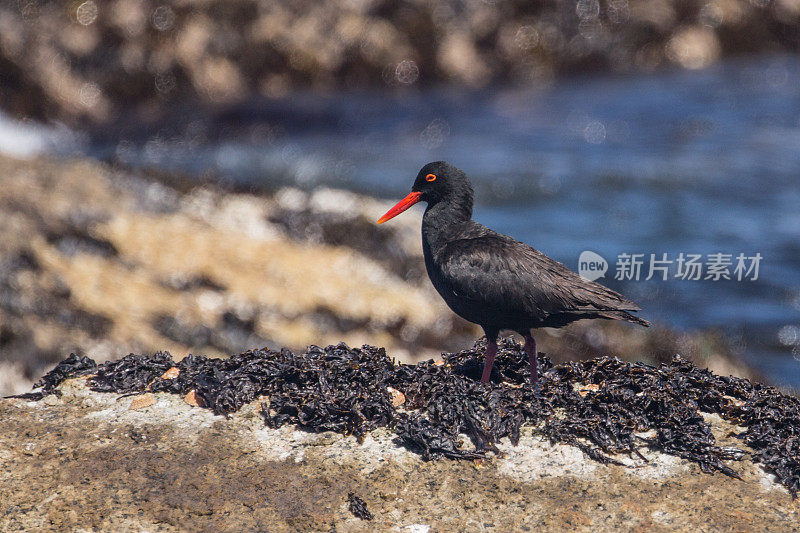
top-left (377, 191), bottom-right (423, 224)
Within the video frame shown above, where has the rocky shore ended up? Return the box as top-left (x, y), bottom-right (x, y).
top-left (0, 152), bottom-right (755, 395)
top-left (2, 0), bottom-right (800, 126)
top-left (1, 343), bottom-right (797, 531)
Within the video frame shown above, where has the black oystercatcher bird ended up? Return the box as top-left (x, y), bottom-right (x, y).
top-left (377, 162), bottom-right (649, 386)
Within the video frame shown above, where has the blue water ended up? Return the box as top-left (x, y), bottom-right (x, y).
top-left (86, 56), bottom-right (800, 387)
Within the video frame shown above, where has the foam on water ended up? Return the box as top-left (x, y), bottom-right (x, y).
top-left (0, 111), bottom-right (78, 158)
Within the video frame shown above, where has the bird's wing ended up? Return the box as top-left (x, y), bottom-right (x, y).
top-left (435, 232), bottom-right (641, 322)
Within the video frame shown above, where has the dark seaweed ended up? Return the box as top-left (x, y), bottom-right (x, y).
top-left (35, 353), bottom-right (98, 392)
top-left (27, 338), bottom-right (800, 497)
top-left (90, 352), bottom-right (175, 393)
top-left (347, 492), bottom-right (373, 521)
top-left (6, 353), bottom-right (98, 400)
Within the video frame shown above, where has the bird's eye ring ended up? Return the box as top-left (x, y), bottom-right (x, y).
top-left (425, 173), bottom-right (437, 182)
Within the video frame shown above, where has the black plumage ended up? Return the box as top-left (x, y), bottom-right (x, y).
top-left (378, 161), bottom-right (649, 386)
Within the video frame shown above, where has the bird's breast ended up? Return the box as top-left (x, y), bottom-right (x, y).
top-left (422, 243), bottom-right (486, 325)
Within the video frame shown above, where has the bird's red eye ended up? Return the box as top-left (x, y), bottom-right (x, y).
top-left (425, 173), bottom-right (437, 182)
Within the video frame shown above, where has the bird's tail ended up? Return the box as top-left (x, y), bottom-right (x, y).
top-left (598, 310), bottom-right (651, 327)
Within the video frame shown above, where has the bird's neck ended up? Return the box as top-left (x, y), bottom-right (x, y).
top-left (422, 194), bottom-right (473, 251)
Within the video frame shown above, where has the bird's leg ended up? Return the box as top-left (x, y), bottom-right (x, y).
top-left (480, 338), bottom-right (498, 383)
top-left (523, 333), bottom-right (539, 387)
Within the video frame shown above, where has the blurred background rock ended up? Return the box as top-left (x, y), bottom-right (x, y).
top-left (2, 0), bottom-right (798, 395)
top-left (0, 154), bottom-right (750, 395)
top-left (2, 0), bottom-right (800, 126)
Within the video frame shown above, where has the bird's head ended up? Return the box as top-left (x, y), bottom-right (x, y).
top-left (377, 161), bottom-right (473, 224)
